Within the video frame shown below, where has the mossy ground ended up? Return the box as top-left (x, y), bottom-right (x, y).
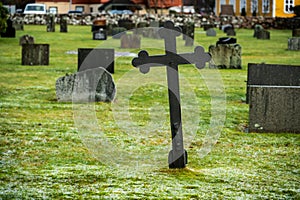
top-left (0, 25), bottom-right (299, 199)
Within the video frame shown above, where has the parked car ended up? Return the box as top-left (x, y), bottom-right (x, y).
top-left (23, 3), bottom-right (47, 14)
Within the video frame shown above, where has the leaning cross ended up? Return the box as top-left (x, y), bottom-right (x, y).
top-left (132, 21), bottom-right (211, 168)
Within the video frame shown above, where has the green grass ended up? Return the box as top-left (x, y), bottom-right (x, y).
top-left (0, 25), bottom-right (299, 199)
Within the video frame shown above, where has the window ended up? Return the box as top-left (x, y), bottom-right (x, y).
top-left (240, 0), bottom-right (247, 15)
top-left (284, 0), bottom-right (294, 13)
top-left (262, 0), bottom-right (270, 13)
top-left (251, 0), bottom-right (258, 13)
top-left (49, 7), bottom-right (58, 14)
top-left (75, 6), bottom-right (84, 12)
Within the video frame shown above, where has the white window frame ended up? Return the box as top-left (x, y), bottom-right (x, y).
top-left (262, 0), bottom-right (270, 13)
top-left (284, 0), bottom-right (294, 13)
top-left (251, 0), bottom-right (258, 13)
top-left (240, 0), bottom-right (247, 13)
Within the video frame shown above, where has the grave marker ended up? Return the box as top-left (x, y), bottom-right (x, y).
top-left (288, 37), bottom-right (300, 50)
top-left (56, 67), bottom-right (115, 102)
top-left (209, 38), bottom-right (241, 69)
top-left (47, 14), bottom-right (55, 32)
top-left (1, 19), bottom-right (16, 38)
top-left (247, 63), bottom-right (300, 133)
top-left (60, 15), bottom-right (68, 32)
top-left (19, 35), bottom-right (34, 46)
top-left (132, 21), bottom-right (211, 168)
top-left (120, 34), bottom-right (141, 48)
top-left (22, 44), bottom-right (49, 65)
top-left (206, 28), bottom-right (216, 37)
top-left (78, 48), bottom-right (114, 74)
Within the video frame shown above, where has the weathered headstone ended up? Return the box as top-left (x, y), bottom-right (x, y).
top-left (56, 67), bottom-right (115, 102)
top-left (60, 15), bottom-right (68, 32)
top-left (47, 14), bottom-right (55, 32)
top-left (247, 63), bottom-right (300, 133)
top-left (288, 37), bottom-right (300, 50)
top-left (206, 28), bottom-right (216, 37)
top-left (19, 35), bottom-right (34, 46)
top-left (132, 21), bottom-right (211, 168)
top-left (78, 48), bottom-right (114, 74)
top-left (253, 24), bottom-right (264, 38)
top-left (1, 19), bottom-right (16, 38)
top-left (256, 29), bottom-right (270, 40)
top-left (226, 27), bottom-right (236, 36)
top-left (209, 37), bottom-right (241, 69)
top-left (143, 21), bottom-right (160, 39)
top-left (22, 44), bottom-right (49, 65)
top-left (13, 20), bottom-right (24, 31)
top-left (120, 34), bottom-right (141, 48)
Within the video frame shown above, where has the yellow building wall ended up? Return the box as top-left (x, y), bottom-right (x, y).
top-left (275, 0), bottom-right (300, 17)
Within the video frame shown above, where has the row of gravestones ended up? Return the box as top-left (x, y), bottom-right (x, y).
top-left (16, 34), bottom-right (300, 134)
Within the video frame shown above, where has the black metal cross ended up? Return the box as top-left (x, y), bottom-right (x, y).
top-left (132, 21), bottom-right (211, 168)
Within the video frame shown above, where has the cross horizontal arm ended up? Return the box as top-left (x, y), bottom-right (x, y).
top-left (132, 46), bottom-right (211, 74)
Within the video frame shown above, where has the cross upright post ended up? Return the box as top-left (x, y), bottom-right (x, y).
top-left (132, 21), bottom-right (211, 168)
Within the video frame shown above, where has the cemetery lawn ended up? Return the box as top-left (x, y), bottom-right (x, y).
top-left (0, 25), bottom-right (299, 199)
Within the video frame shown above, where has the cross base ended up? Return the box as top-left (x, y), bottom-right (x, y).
top-left (168, 149), bottom-right (188, 168)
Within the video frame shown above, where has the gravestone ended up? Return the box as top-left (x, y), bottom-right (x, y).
top-left (22, 44), bottom-right (49, 65)
top-left (247, 63), bottom-right (300, 133)
top-left (19, 35), bottom-right (34, 46)
top-left (206, 28), bottom-right (216, 37)
top-left (56, 67), bottom-right (115, 102)
top-left (60, 15), bottom-right (68, 32)
top-left (120, 34), bottom-right (141, 48)
top-left (256, 30), bottom-right (270, 40)
top-left (135, 22), bottom-right (148, 35)
top-left (209, 38), bottom-right (241, 69)
top-left (47, 14), bottom-right (55, 32)
top-left (226, 27), bottom-right (236, 36)
top-left (132, 21), bottom-right (211, 168)
top-left (93, 28), bottom-right (107, 40)
top-left (78, 48), bottom-right (114, 74)
top-left (288, 37), bottom-right (300, 50)
top-left (293, 29), bottom-right (300, 37)
top-left (1, 19), bottom-right (16, 38)
top-left (253, 24), bottom-right (264, 38)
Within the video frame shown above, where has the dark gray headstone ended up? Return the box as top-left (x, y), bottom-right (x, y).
top-left (253, 24), bottom-right (264, 38)
top-left (19, 34), bottom-right (34, 46)
top-left (1, 19), bottom-right (16, 38)
top-left (247, 63), bottom-right (300, 133)
top-left (206, 28), bottom-right (216, 37)
top-left (249, 86), bottom-right (300, 133)
top-left (120, 34), bottom-right (141, 48)
top-left (60, 15), bottom-right (68, 32)
top-left (288, 37), bottom-right (300, 50)
top-left (226, 28), bottom-right (236, 36)
top-left (56, 67), bottom-right (116, 102)
top-left (78, 48), bottom-right (114, 74)
top-left (47, 14), bottom-right (55, 32)
top-left (22, 44), bottom-right (49, 65)
top-left (256, 30), bottom-right (270, 40)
